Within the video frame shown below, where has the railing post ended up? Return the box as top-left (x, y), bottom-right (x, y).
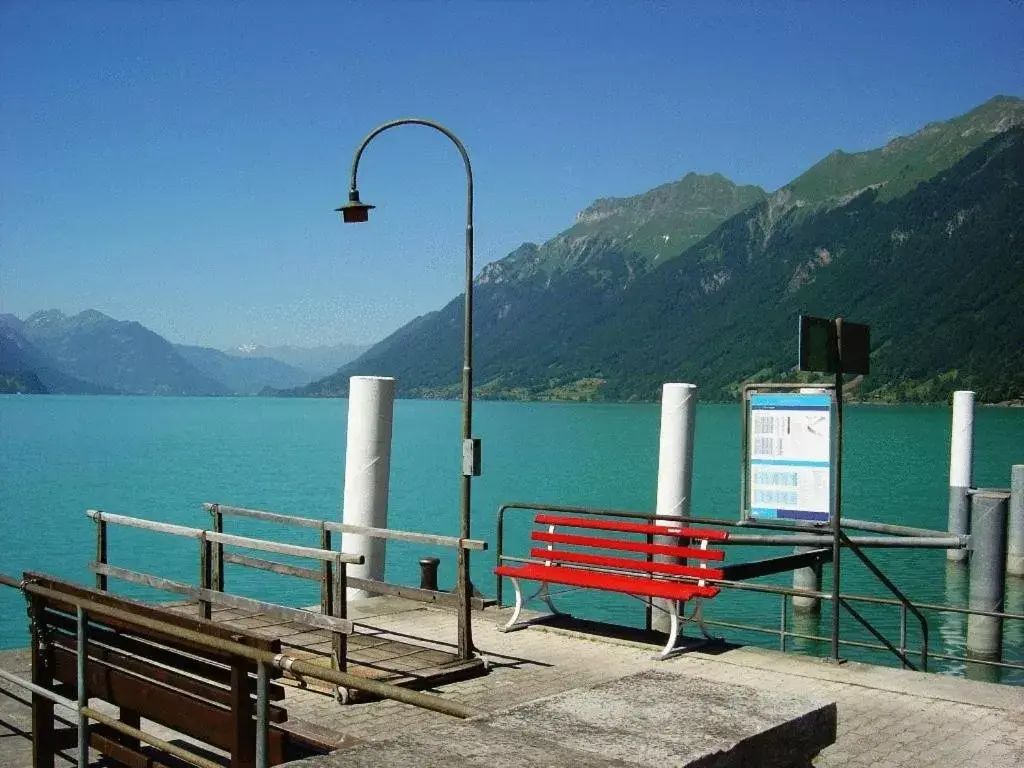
top-left (333, 554), bottom-right (348, 684)
top-left (899, 603), bottom-right (908, 669)
top-left (645, 528), bottom-right (654, 631)
top-left (779, 594), bottom-right (788, 652)
top-left (320, 525), bottom-right (333, 619)
top-left (211, 504), bottom-right (225, 593)
top-left (198, 532), bottom-right (212, 620)
top-left (95, 517), bottom-right (108, 592)
top-left (495, 506), bottom-right (505, 608)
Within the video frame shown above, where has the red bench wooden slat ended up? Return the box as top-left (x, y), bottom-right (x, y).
top-left (534, 514), bottom-right (729, 541)
top-left (495, 563), bottom-right (719, 601)
top-left (532, 530), bottom-right (726, 561)
top-left (529, 548), bottom-right (725, 581)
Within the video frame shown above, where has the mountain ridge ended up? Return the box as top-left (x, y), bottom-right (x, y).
top-left (286, 96), bottom-right (1024, 404)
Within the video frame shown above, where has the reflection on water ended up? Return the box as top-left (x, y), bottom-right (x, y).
top-left (789, 609), bottom-right (824, 656)
top-left (938, 562), bottom-right (970, 677)
top-left (965, 657), bottom-right (1001, 683)
top-left (1005, 577), bottom-right (1024, 649)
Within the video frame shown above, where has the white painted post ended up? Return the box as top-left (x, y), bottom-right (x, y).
top-left (342, 376), bottom-right (396, 600)
top-left (947, 391), bottom-right (975, 562)
top-left (653, 383), bottom-right (697, 634)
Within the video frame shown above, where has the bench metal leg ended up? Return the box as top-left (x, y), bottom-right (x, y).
top-left (659, 600), bottom-right (680, 660)
top-left (500, 578), bottom-right (566, 632)
top-left (501, 578), bottom-right (525, 631)
top-left (652, 597), bottom-right (719, 659)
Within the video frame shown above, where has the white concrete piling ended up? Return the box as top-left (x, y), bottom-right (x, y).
top-left (1009, 465), bottom-right (1024, 577)
top-left (791, 387), bottom-right (827, 614)
top-left (342, 376), bottom-right (396, 600)
top-left (946, 391), bottom-right (975, 563)
top-left (653, 383), bottom-right (697, 634)
top-left (791, 546), bottom-right (823, 613)
top-left (966, 491), bottom-right (1008, 659)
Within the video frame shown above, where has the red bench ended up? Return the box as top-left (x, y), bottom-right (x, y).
top-left (494, 514), bottom-right (729, 658)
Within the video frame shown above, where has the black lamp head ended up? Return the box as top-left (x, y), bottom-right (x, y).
top-left (335, 189), bottom-right (375, 223)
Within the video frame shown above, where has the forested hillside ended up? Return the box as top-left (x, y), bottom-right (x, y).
top-left (281, 97), bottom-right (1024, 404)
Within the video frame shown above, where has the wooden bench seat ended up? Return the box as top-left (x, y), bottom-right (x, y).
top-left (495, 514), bottom-right (728, 658)
top-left (24, 572), bottom-right (348, 767)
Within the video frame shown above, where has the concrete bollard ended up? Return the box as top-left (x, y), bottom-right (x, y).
top-left (653, 383), bottom-right (697, 634)
top-left (947, 391), bottom-right (975, 562)
top-left (791, 546), bottom-right (823, 613)
top-left (342, 376), bottom-right (396, 600)
top-left (1009, 465), bottom-right (1024, 577)
top-left (966, 491), bottom-right (1009, 659)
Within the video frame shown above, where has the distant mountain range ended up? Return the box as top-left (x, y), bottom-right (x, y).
top-left (0, 310), bottom-right (367, 396)
top-left (285, 95), bottom-right (1024, 404)
top-left (231, 342), bottom-right (370, 380)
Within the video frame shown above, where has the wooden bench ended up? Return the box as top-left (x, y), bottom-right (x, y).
top-left (24, 572), bottom-right (350, 767)
top-left (494, 514), bottom-right (729, 658)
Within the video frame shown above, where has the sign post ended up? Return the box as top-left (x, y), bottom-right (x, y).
top-left (797, 315), bottom-right (869, 663)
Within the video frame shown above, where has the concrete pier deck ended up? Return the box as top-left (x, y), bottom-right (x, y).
top-left (2, 597), bottom-right (1022, 766)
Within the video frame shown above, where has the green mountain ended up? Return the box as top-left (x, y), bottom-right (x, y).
top-left (786, 95), bottom-right (1024, 205)
top-left (280, 97), bottom-right (1024, 404)
top-left (479, 173), bottom-right (766, 291)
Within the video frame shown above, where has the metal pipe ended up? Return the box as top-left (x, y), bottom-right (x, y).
top-left (0, 668), bottom-right (78, 710)
top-left (19, 580), bottom-right (483, 720)
top-left (840, 518), bottom-right (956, 538)
top-left (256, 661), bottom-right (269, 768)
top-left (347, 118), bottom-right (477, 661)
top-left (76, 607), bottom-right (88, 768)
top-left (204, 503), bottom-right (486, 550)
top-left (841, 530), bottom-right (929, 671)
top-left (831, 317), bottom-right (845, 663)
top-left (82, 706), bottom-right (222, 768)
top-left (722, 534), bottom-right (967, 548)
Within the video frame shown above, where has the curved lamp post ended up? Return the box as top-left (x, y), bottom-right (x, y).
top-left (336, 119), bottom-right (479, 660)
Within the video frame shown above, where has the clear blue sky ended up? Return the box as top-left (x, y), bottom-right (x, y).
top-left (2, 1), bottom-right (1022, 350)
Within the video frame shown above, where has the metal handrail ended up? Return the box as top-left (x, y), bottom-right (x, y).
top-left (493, 502), bottom-right (1024, 677)
top-left (839, 528), bottom-right (929, 671)
top-left (204, 502), bottom-right (488, 551)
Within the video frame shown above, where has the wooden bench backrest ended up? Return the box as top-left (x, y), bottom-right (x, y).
top-left (24, 572), bottom-right (307, 765)
top-left (529, 515), bottom-right (727, 582)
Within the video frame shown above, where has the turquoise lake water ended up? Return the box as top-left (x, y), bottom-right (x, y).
top-left (1, 395), bottom-right (1021, 682)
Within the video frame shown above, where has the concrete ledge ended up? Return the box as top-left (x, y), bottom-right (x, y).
top-left (285, 668), bottom-right (836, 767)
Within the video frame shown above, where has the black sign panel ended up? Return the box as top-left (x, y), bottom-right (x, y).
top-left (799, 315), bottom-right (870, 375)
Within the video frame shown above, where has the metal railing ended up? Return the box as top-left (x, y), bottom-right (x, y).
top-left (204, 502), bottom-right (489, 613)
top-left (90, 508), bottom-right (361, 677)
top-left (494, 502), bottom-right (1021, 677)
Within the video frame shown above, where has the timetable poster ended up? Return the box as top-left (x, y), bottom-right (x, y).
top-left (748, 393), bottom-right (833, 522)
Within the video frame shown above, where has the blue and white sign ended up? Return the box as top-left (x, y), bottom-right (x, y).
top-left (748, 393), bottom-right (833, 523)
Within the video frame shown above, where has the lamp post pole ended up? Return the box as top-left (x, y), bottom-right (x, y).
top-left (338, 119), bottom-right (477, 660)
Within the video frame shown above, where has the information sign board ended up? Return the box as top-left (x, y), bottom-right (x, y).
top-left (748, 392), bottom-right (833, 523)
